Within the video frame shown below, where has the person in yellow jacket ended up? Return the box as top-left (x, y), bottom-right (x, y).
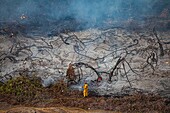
top-left (83, 82), bottom-right (88, 97)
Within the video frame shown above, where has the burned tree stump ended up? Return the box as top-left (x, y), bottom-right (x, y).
top-left (66, 63), bottom-right (76, 85)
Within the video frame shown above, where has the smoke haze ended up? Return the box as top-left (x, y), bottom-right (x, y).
top-left (0, 0), bottom-right (169, 30)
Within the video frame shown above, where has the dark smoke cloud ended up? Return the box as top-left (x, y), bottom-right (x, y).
top-left (0, 0), bottom-right (168, 27)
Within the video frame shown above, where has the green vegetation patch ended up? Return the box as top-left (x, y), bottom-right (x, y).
top-left (0, 76), bottom-right (43, 102)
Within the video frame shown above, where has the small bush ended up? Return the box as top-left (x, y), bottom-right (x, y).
top-left (0, 76), bottom-right (43, 102)
top-left (49, 79), bottom-right (68, 96)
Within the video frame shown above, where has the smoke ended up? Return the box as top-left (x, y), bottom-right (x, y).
top-left (42, 76), bottom-right (54, 87)
top-left (0, 0), bottom-right (168, 28)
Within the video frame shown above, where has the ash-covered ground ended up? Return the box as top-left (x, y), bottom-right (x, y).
top-left (0, 19), bottom-right (170, 98)
top-left (1, 1), bottom-right (170, 112)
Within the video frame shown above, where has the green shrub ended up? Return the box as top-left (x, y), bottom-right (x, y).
top-left (0, 76), bottom-right (43, 102)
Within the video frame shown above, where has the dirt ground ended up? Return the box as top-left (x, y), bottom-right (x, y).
top-left (0, 90), bottom-right (170, 113)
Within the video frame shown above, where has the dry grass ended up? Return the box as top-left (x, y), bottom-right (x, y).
top-left (0, 76), bottom-right (170, 113)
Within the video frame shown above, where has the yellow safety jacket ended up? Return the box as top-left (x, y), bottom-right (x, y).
top-left (83, 83), bottom-right (88, 97)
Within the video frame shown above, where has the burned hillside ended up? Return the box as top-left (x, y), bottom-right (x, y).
top-left (0, 0), bottom-right (170, 112)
